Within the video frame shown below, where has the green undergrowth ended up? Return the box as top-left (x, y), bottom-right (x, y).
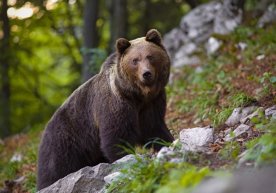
top-left (217, 115), bottom-right (276, 166)
top-left (107, 117), bottom-right (276, 193)
top-left (242, 116), bottom-right (276, 166)
top-left (167, 24), bottom-right (276, 127)
top-left (107, 156), bottom-right (211, 193)
top-left (0, 126), bottom-right (40, 192)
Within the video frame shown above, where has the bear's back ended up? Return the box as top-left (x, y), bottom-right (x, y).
top-left (100, 53), bottom-right (117, 73)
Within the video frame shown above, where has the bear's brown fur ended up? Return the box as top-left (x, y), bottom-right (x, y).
top-left (37, 29), bottom-right (174, 190)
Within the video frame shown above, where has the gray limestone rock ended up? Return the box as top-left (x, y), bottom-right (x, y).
top-left (225, 108), bottom-right (242, 126)
top-left (163, 28), bottom-right (187, 57)
top-left (104, 172), bottom-right (122, 185)
top-left (164, 0), bottom-right (243, 67)
top-left (180, 1), bottom-right (222, 43)
top-left (112, 154), bottom-right (139, 165)
top-left (179, 126), bottom-right (214, 152)
top-left (205, 37), bottom-right (222, 54)
top-left (214, 0), bottom-right (243, 34)
top-left (240, 107), bottom-right (264, 124)
top-left (224, 124), bottom-right (250, 142)
top-left (37, 164), bottom-right (112, 193)
top-left (156, 146), bottom-right (185, 163)
top-left (225, 106), bottom-right (257, 126)
top-left (237, 42), bottom-right (247, 51)
top-left (174, 55), bottom-right (201, 67)
top-left (172, 42), bottom-right (200, 67)
top-left (258, 4), bottom-right (276, 28)
top-left (265, 105), bottom-right (276, 117)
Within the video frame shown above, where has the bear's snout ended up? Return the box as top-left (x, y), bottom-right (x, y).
top-left (140, 66), bottom-right (155, 86)
top-left (143, 71), bottom-right (152, 80)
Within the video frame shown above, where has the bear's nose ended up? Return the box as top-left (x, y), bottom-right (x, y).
top-left (143, 71), bottom-right (152, 80)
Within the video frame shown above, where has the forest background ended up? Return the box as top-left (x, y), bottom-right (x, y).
top-left (1, 0), bottom-right (276, 192)
top-left (0, 0), bottom-right (207, 137)
top-left (0, 0), bottom-right (273, 137)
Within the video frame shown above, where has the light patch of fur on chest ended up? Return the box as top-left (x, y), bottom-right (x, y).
top-left (109, 65), bottom-right (120, 98)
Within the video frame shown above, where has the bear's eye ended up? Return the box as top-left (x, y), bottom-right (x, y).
top-left (147, 55), bottom-right (154, 61)
top-left (132, 58), bottom-right (139, 65)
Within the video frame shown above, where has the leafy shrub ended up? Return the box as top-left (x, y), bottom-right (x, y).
top-left (243, 118), bottom-right (276, 166)
top-left (107, 157), bottom-right (210, 193)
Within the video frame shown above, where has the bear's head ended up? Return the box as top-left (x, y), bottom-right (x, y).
top-left (115, 29), bottom-right (170, 99)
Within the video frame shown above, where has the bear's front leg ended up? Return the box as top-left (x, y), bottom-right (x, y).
top-left (98, 104), bottom-right (141, 162)
top-left (140, 91), bottom-right (174, 151)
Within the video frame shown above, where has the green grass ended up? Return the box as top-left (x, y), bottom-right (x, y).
top-left (167, 25), bottom-right (276, 127)
top-left (242, 117), bottom-right (276, 166)
top-left (228, 93), bottom-right (256, 108)
top-left (0, 127), bottom-right (40, 192)
top-left (219, 140), bottom-right (241, 161)
top-left (213, 108), bottom-right (233, 127)
top-left (107, 157), bottom-right (210, 193)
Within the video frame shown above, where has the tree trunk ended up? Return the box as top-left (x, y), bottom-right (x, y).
top-left (0, 0), bottom-right (11, 137)
top-left (82, 0), bottom-right (99, 82)
top-left (143, 0), bottom-right (151, 35)
top-left (235, 0), bottom-right (246, 10)
top-left (109, 0), bottom-right (127, 53)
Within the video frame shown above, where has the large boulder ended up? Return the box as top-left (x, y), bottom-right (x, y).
top-left (179, 1), bottom-right (222, 43)
top-left (213, 0), bottom-right (242, 34)
top-left (179, 126), bottom-right (214, 152)
top-left (164, 0), bottom-right (244, 67)
top-left (37, 164), bottom-right (112, 193)
top-left (37, 154), bottom-right (144, 193)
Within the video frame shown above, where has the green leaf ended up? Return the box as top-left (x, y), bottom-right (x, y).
top-left (270, 76), bottom-right (276, 83)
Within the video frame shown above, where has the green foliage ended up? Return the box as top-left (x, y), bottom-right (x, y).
top-left (260, 72), bottom-right (275, 85)
top-left (166, 78), bottom-right (188, 99)
top-left (171, 65), bottom-right (221, 117)
top-left (228, 93), bottom-right (255, 108)
top-left (0, 129), bottom-right (40, 191)
top-left (243, 118), bottom-right (276, 166)
top-left (167, 58), bottom-right (232, 124)
top-left (0, 162), bottom-right (20, 180)
top-left (213, 108), bottom-right (233, 127)
top-left (245, 0), bottom-right (258, 11)
top-left (156, 167), bottom-right (209, 193)
top-left (1, 0), bottom-right (197, 137)
top-left (219, 140), bottom-right (241, 161)
top-left (259, 72), bottom-right (276, 95)
top-left (127, 0), bottom-right (189, 38)
top-left (24, 172), bottom-right (37, 193)
top-left (232, 26), bottom-right (254, 42)
top-left (81, 48), bottom-right (107, 75)
top-left (250, 108), bottom-right (267, 126)
top-left (176, 99), bottom-right (191, 113)
top-left (167, 25), bottom-right (276, 129)
top-left (4, 1), bottom-right (82, 135)
top-left (270, 77), bottom-right (276, 84)
top-left (235, 26), bottom-right (276, 61)
top-left (107, 157), bottom-right (210, 193)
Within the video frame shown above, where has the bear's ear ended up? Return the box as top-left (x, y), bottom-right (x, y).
top-left (116, 38), bottom-right (131, 55)
top-left (145, 29), bottom-right (162, 46)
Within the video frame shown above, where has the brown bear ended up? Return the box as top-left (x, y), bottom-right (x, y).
top-left (37, 29), bottom-right (174, 190)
